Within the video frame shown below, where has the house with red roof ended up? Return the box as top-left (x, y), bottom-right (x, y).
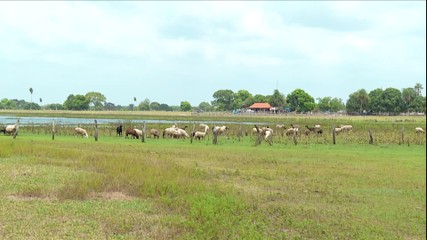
top-left (248, 103), bottom-right (271, 112)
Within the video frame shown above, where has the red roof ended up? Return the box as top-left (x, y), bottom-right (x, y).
top-left (248, 103), bottom-right (271, 109)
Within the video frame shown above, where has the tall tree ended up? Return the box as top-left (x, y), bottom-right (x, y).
top-left (355, 89), bottom-right (369, 113)
top-left (252, 94), bottom-right (268, 104)
top-left (180, 101), bottom-right (192, 112)
top-left (381, 88), bottom-right (403, 114)
top-left (138, 98), bottom-right (151, 111)
top-left (414, 83), bottom-right (423, 96)
top-left (286, 89), bottom-right (315, 112)
top-left (317, 97), bottom-right (332, 112)
top-left (268, 89), bottom-right (286, 108)
top-left (368, 88), bottom-right (384, 114)
top-left (63, 94), bottom-right (90, 110)
top-left (401, 88), bottom-right (417, 112)
top-left (198, 102), bottom-right (213, 112)
top-left (235, 90), bottom-right (253, 109)
top-left (85, 92), bottom-right (106, 110)
top-left (29, 87), bottom-right (33, 110)
top-left (211, 89), bottom-right (235, 111)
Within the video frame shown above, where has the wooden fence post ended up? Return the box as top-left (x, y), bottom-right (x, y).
top-left (400, 127), bottom-right (404, 145)
top-left (12, 119), bottom-right (19, 139)
top-left (52, 119), bottom-right (55, 140)
top-left (212, 128), bottom-right (218, 145)
top-left (254, 125), bottom-right (261, 146)
top-left (94, 119), bottom-right (99, 141)
top-left (369, 129), bottom-right (374, 144)
top-left (332, 126), bottom-right (336, 145)
top-left (237, 124), bottom-right (243, 142)
top-left (141, 121), bottom-right (146, 143)
top-left (292, 131), bottom-right (297, 145)
top-left (190, 122), bottom-right (195, 144)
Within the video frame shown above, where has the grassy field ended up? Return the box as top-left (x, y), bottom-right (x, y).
top-left (0, 131), bottom-right (425, 239)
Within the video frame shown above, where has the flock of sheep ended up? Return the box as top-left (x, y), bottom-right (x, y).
top-left (1, 123), bottom-right (426, 143)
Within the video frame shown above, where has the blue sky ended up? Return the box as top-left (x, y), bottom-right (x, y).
top-left (0, 1), bottom-right (425, 106)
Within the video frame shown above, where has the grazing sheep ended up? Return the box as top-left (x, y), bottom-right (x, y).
top-left (163, 127), bottom-right (176, 138)
top-left (116, 125), bottom-right (123, 137)
top-left (199, 124), bottom-right (209, 133)
top-left (1, 124), bottom-right (17, 135)
top-left (175, 128), bottom-right (190, 138)
top-left (288, 124), bottom-right (299, 136)
top-left (162, 125), bottom-right (189, 139)
top-left (134, 129), bottom-right (144, 138)
top-left (415, 127), bottom-right (425, 133)
top-left (75, 127), bottom-right (88, 138)
top-left (264, 129), bottom-right (273, 145)
top-left (193, 131), bottom-right (208, 140)
top-left (333, 127), bottom-right (343, 135)
top-left (193, 124), bottom-right (209, 140)
top-left (305, 125), bottom-right (316, 132)
top-left (125, 128), bottom-right (139, 139)
top-left (340, 125), bottom-right (353, 132)
top-left (150, 129), bottom-right (160, 138)
top-left (213, 126), bottom-right (229, 135)
top-left (286, 127), bottom-right (298, 136)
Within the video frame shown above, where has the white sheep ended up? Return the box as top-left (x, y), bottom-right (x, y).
top-left (334, 127), bottom-right (343, 134)
top-left (75, 127), bottom-right (88, 138)
top-left (213, 126), bottom-right (229, 135)
top-left (193, 124), bottom-right (209, 140)
top-left (264, 129), bottom-right (273, 144)
top-left (340, 125), bottom-right (353, 132)
top-left (199, 124), bottom-right (209, 133)
top-left (286, 127), bottom-right (298, 136)
top-left (1, 124), bottom-right (17, 135)
top-left (415, 127), bottom-right (425, 133)
top-left (134, 129), bottom-right (145, 138)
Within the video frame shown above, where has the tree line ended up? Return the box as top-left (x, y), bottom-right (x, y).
top-left (0, 83), bottom-right (425, 115)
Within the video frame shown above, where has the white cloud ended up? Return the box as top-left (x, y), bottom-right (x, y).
top-left (0, 1), bottom-right (425, 105)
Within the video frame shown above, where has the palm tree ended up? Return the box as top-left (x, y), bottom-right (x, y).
top-left (356, 89), bottom-right (369, 113)
top-left (414, 83), bottom-right (423, 96)
top-left (39, 98), bottom-right (43, 110)
top-left (133, 97), bottom-right (137, 111)
top-left (29, 87), bottom-right (33, 110)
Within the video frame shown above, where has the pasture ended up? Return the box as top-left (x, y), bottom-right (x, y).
top-left (0, 112), bottom-right (426, 239)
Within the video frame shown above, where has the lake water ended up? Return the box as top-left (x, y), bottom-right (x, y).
top-left (0, 115), bottom-right (267, 126)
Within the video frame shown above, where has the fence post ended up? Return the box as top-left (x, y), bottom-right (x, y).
top-left (237, 124), bottom-right (243, 142)
top-left (212, 128), bottom-right (218, 145)
top-left (12, 119), bottom-right (20, 139)
top-left (254, 125), bottom-right (261, 146)
top-left (400, 127), bottom-right (404, 145)
top-left (52, 119), bottom-right (55, 140)
top-left (332, 126), bottom-right (336, 145)
top-left (141, 121), bottom-right (146, 143)
top-left (190, 122), bottom-right (195, 144)
top-left (368, 129), bottom-right (374, 144)
top-left (94, 119), bottom-right (99, 141)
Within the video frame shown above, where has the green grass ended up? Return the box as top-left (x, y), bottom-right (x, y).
top-left (0, 133), bottom-right (425, 239)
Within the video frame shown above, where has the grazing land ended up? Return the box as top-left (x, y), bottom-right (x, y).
top-left (0, 111), bottom-right (426, 239)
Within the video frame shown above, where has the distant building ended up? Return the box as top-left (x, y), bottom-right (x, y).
top-left (248, 103), bottom-right (271, 112)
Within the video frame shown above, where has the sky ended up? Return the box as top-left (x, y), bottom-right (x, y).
top-left (0, 1), bottom-right (425, 107)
